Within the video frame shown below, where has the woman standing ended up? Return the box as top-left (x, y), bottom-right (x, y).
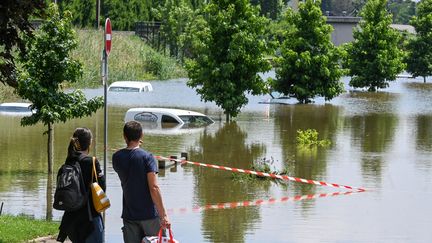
top-left (57, 127), bottom-right (106, 243)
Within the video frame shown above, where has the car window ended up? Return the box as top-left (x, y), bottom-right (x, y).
top-left (0, 106), bottom-right (31, 112)
top-left (134, 112), bottom-right (158, 122)
top-left (161, 115), bottom-right (179, 124)
top-left (109, 87), bottom-right (140, 92)
top-left (179, 115), bottom-right (213, 125)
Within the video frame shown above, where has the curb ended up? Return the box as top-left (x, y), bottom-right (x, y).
top-left (28, 235), bottom-right (71, 243)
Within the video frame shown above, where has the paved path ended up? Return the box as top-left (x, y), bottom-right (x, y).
top-left (29, 236), bottom-right (71, 243)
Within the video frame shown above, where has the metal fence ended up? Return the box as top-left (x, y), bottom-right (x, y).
top-left (134, 21), bottom-right (163, 51)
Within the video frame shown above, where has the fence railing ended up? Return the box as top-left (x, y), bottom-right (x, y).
top-left (135, 21), bottom-right (163, 50)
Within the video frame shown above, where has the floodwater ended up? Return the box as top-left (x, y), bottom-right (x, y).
top-left (1, 74), bottom-right (432, 243)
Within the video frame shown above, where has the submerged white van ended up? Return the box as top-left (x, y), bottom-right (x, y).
top-left (108, 81), bottom-right (153, 93)
top-left (124, 108), bottom-right (214, 129)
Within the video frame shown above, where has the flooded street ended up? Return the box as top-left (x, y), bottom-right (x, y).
top-left (1, 75), bottom-right (432, 242)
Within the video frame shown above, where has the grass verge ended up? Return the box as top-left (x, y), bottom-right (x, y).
top-left (0, 214), bottom-right (59, 243)
top-left (71, 29), bottom-right (186, 88)
top-left (0, 84), bottom-right (21, 103)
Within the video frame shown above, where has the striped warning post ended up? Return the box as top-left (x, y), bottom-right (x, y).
top-left (154, 156), bottom-right (366, 192)
top-left (167, 191), bottom-right (360, 214)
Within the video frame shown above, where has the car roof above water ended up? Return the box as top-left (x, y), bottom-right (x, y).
top-left (0, 102), bottom-right (33, 115)
top-left (108, 81), bottom-right (153, 92)
top-left (127, 107), bottom-right (207, 117)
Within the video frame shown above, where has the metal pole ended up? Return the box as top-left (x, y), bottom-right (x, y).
top-left (103, 50), bottom-right (108, 180)
top-left (96, 0), bottom-right (101, 29)
top-left (102, 49), bottom-right (108, 241)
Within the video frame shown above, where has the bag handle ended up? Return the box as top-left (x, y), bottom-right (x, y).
top-left (91, 156), bottom-right (98, 183)
top-left (158, 227), bottom-right (175, 243)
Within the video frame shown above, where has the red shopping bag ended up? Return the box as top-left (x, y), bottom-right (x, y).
top-left (142, 228), bottom-right (179, 243)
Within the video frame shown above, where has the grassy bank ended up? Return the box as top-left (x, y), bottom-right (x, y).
top-left (71, 29), bottom-right (187, 88)
top-left (0, 215), bottom-right (59, 243)
top-left (0, 84), bottom-right (21, 103)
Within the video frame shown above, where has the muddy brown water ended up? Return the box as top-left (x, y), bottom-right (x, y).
top-left (1, 76), bottom-right (432, 242)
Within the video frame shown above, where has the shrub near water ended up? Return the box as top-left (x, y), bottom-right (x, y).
top-left (296, 129), bottom-right (331, 147)
top-left (0, 215), bottom-right (59, 243)
top-left (70, 29), bottom-right (186, 88)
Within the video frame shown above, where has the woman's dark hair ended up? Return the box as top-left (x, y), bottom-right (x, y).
top-left (66, 127), bottom-right (92, 162)
top-left (123, 121), bottom-right (142, 142)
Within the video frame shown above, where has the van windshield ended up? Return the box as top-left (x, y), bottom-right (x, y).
top-left (109, 87), bottom-right (140, 92)
top-left (0, 105), bottom-right (32, 112)
top-left (178, 115), bottom-right (213, 126)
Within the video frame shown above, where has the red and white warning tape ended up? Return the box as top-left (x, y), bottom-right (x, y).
top-left (154, 156), bottom-right (366, 192)
top-left (167, 191), bottom-right (361, 214)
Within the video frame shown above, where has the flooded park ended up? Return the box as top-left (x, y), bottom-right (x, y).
top-left (1, 73), bottom-right (432, 242)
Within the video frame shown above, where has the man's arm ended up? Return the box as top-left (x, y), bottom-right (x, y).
top-left (147, 172), bottom-right (171, 228)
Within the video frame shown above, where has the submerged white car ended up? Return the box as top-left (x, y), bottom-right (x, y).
top-left (0, 102), bottom-right (34, 115)
top-left (108, 81), bottom-right (153, 93)
top-left (124, 108), bottom-right (214, 130)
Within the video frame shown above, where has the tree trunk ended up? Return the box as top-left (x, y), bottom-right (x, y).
top-left (424, 76), bottom-right (426, 83)
top-left (225, 113), bottom-right (230, 122)
top-left (45, 173), bottom-right (53, 221)
top-left (47, 123), bottom-right (54, 174)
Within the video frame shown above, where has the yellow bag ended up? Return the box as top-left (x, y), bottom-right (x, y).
top-left (91, 157), bottom-right (110, 213)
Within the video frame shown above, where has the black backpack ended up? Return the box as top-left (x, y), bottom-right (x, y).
top-left (53, 158), bottom-right (87, 211)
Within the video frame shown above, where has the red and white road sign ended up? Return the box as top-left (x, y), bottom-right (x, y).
top-left (105, 18), bottom-right (112, 56)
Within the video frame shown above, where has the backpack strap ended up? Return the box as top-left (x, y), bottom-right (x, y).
top-left (91, 157), bottom-right (98, 183)
top-left (76, 154), bottom-right (94, 222)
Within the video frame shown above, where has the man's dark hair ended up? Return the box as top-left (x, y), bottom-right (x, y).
top-left (123, 121), bottom-right (143, 141)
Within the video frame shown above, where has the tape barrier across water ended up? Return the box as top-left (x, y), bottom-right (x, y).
top-left (167, 191), bottom-right (363, 214)
top-left (155, 156), bottom-right (367, 192)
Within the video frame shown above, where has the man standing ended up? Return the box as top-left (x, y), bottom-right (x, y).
top-left (113, 121), bottom-right (170, 242)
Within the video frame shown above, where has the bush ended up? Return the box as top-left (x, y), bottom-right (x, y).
top-left (296, 129), bottom-right (331, 147)
top-left (143, 48), bottom-right (186, 80)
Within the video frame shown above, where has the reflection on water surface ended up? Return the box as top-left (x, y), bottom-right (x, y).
top-left (1, 77), bottom-right (432, 242)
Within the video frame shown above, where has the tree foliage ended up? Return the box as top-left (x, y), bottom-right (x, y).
top-left (58, 0), bottom-right (208, 30)
top-left (156, 0), bottom-right (196, 59)
top-left (388, 0), bottom-right (416, 24)
top-left (345, 0), bottom-right (405, 91)
top-left (405, 0), bottom-right (432, 83)
top-left (16, 4), bottom-right (103, 172)
top-left (186, 0), bottom-right (272, 121)
top-left (250, 0), bottom-right (284, 20)
top-left (0, 0), bottom-right (46, 88)
top-left (102, 0), bottom-right (152, 30)
top-left (273, 0), bottom-right (344, 104)
top-left (17, 4), bottom-right (103, 126)
top-left (59, 0), bottom-right (96, 28)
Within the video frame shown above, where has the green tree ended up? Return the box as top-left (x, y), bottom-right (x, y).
top-left (250, 0), bottom-right (284, 20)
top-left (157, 0), bottom-right (195, 59)
top-left (345, 0), bottom-right (405, 91)
top-left (59, 0), bottom-right (95, 28)
top-left (102, 0), bottom-right (151, 30)
top-left (16, 4), bottom-right (103, 173)
top-left (388, 0), bottom-right (416, 24)
top-left (0, 0), bottom-right (46, 88)
top-left (273, 0), bottom-right (344, 104)
top-left (405, 0), bottom-right (432, 83)
top-left (186, 0), bottom-right (272, 121)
